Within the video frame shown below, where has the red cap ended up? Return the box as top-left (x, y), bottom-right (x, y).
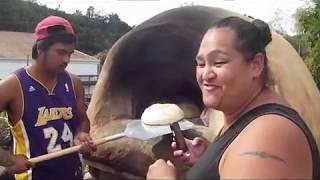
top-left (34, 16), bottom-right (74, 41)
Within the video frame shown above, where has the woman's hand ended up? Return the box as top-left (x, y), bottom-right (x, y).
top-left (172, 137), bottom-right (207, 166)
top-left (147, 159), bottom-right (176, 180)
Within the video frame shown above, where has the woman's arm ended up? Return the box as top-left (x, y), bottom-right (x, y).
top-left (220, 115), bottom-right (312, 179)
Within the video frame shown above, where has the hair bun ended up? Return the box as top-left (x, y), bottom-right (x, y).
top-left (252, 19), bottom-right (272, 47)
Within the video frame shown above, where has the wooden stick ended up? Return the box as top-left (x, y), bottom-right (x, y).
top-left (29, 133), bottom-right (126, 164)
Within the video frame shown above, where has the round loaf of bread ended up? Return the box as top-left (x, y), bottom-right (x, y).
top-left (141, 103), bottom-right (184, 126)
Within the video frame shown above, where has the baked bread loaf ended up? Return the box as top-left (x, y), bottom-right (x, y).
top-left (141, 103), bottom-right (184, 126)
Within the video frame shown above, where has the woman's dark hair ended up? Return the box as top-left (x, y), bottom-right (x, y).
top-left (210, 16), bottom-right (273, 86)
top-left (32, 25), bottom-right (76, 59)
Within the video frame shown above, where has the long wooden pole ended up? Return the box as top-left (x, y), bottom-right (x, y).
top-left (29, 133), bottom-right (126, 164)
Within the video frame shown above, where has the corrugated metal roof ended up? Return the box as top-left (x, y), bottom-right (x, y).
top-left (0, 31), bottom-right (99, 63)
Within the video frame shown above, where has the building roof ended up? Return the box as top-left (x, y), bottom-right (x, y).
top-left (0, 31), bottom-right (99, 63)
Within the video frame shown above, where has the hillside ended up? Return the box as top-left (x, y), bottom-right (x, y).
top-left (0, 0), bottom-right (132, 55)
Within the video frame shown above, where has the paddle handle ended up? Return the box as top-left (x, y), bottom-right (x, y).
top-left (29, 133), bottom-right (126, 164)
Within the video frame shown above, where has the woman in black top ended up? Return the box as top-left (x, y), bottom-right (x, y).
top-left (147, 16), bottom-right (319, 179)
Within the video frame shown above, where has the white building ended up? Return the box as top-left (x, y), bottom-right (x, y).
top-left (0, 31), bottom-right (100, 103)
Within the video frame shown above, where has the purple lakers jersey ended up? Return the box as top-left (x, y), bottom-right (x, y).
top-left (11, 68), bottom-right (82, 180)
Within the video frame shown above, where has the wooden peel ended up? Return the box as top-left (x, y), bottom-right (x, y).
top-left (29, 133), bottom-right (125, 164)
top-left (29, 120), bottom-right (194, 164)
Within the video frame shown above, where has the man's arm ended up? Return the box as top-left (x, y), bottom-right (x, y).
top-left (0, 75), bottom-right (31, 173)
top-left (0, 148), bottom-right (14, 167)
top-left (0, 77), bottom-right (12, 111)
top-left (220, 114), bottom-right (313, 179)
top-left (0, 75), bottom-right (20, 121)
top-left (69, 74), bottom-right (95, 154)
top-left (0, 148), bottom-right (31, 174)
top-left (70, 74), bottom-right (90, 133)
top-left (0, 74), bottom-right (24, 126)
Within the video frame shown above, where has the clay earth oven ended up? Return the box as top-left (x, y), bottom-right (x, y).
top-left (86, 6), bottom-right (320, 179)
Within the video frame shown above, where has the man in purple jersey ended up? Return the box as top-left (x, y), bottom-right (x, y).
top-left (0, 16), bottom-right (95, 179)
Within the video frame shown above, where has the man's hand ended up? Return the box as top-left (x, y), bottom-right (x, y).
top-left (6, 155), bottom-right (32, 174)
top-left (74, 132), bottom-right (96, 156)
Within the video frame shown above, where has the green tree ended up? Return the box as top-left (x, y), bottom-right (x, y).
top-left (0, 0), bottom-right (132, 55)
top-left (74, 10), bottom-right (82, 16)
top-left (268, 9), bottom-right (288, 36)
top-left (295, 0), bottom-right (320, 88)
top-left (0, 0), bottom-right (20, 30)
top-left (268, 8), bottom-right (307, 59)
top-left (86, 6), bottom-right (95, 18)
top-left (95, 49), bottom-right (109, 67)
top-left (284, 34), bottom-right (308, 59)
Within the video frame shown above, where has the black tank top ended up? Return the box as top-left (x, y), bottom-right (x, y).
top-left (185, 103), bottom-right (320, 179)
